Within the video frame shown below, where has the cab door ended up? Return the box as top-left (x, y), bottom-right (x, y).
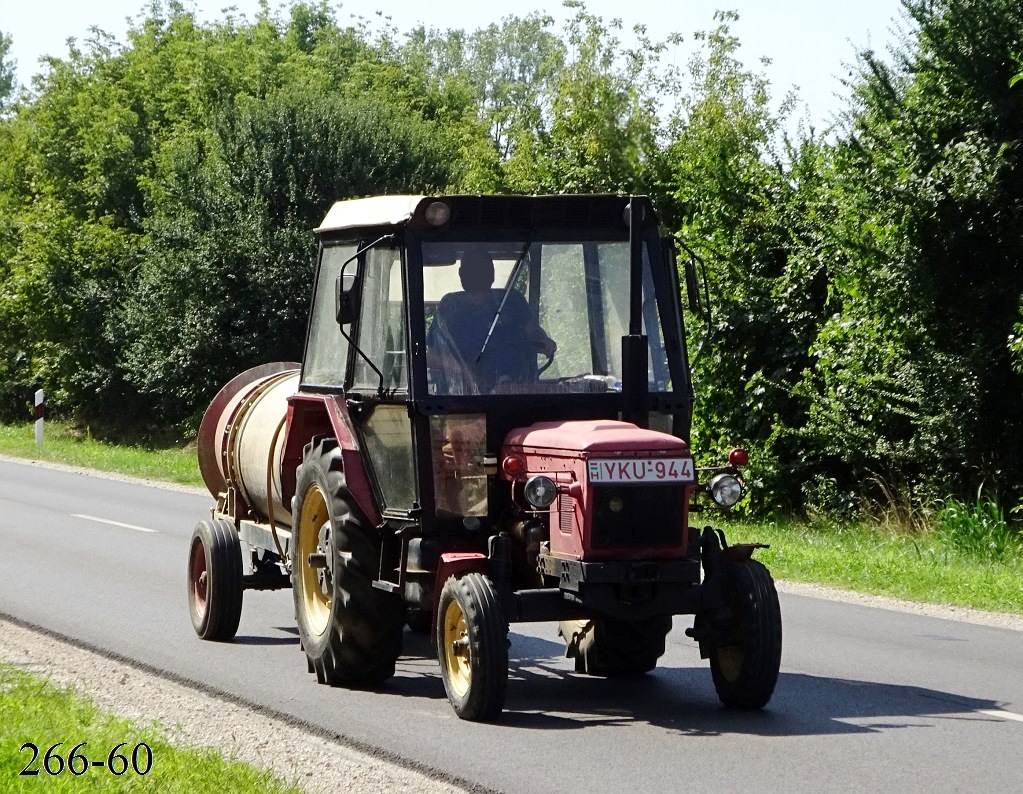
top-left (347, 242), bottom-right (418, 515)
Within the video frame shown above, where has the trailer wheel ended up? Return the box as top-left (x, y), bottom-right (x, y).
top-left (292, 437), bottom-right (403, 686)
top-left (188, 519), bottom-right (243, 641)
top-left (559, 616), bottom-right (671, 676)
top-left (708, 558), bottom-right (782, 709)
top-left (437, 573), bottom-right (508, 721)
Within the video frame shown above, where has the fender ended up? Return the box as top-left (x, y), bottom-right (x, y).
top-left (283, 394), bottom-right (381, 527)
top-left (434, 552), bottom-right (489, 597)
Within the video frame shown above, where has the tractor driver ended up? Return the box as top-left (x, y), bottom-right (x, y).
top-left (428, 248), bottom-right (557, 394)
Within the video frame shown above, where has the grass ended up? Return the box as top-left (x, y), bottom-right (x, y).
top-left (0, 421), bottom-right (203, 489)
top-left (0, 663), bottom-right (301, 793)
top-left (726, 515), bottom-right (1023, 615)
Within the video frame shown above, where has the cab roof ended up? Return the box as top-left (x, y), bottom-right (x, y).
top-left (314, 194), bottom-right (653, 235)
top-left (316, 195), bottom-right (426, 233)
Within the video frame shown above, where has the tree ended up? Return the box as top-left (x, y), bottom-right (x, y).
top-left (503, 6), bottom-right (667, 194)
top-left (120, 93), bottom-right (457, 428)
top-left (796, 0), bottom-right (1023, 511)
top-left (654, 12), bottom-right (821, 512)
top-left (0, 29), bottom-right (15, 112)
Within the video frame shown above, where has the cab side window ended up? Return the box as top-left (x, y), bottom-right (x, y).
top-left (353, 246), bottom-right (407, 392)
top-left (303, 243), bottom-right (357, 387)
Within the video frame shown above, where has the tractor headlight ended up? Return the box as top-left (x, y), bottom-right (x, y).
top-left (709, 473), bottom-right (743, 508)
top-left (523, 475), bottom-right (558, 509)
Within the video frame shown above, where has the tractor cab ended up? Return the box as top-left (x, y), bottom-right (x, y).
top-left (302, 194), bottom-right (694, 533)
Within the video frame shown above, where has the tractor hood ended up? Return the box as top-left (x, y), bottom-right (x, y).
top-left (503, 420), bottom-right (690, 456)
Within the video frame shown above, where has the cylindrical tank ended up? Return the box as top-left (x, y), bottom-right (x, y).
top-left (197, 362), bottom-right (300, 527)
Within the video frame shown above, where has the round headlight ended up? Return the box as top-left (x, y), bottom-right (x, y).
top-left (523, 475), bottom-right (558, 509)
top-left (709, 473), bottom-right (743, 508)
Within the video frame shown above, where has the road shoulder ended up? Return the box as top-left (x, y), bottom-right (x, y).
top-left (0, 616), bottom-right (470, 794)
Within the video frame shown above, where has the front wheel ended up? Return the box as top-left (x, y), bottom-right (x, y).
top-left (437, 573), bottom-right (508, 721)
top-left (707, 558), bottom-right (782, 709)
top-left (187, 519), bottom-right (243, 641)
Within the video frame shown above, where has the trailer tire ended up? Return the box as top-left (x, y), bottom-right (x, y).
top-left (559, 616), bottom-right (671, 676)
top-left (708, 558), bottom-right (782, 710)
top-left (437, 573), bottom-right (508, 721)
top-left (188, 519), bottom-right (244, 641)
top-left (292, 437), bottom-right (403, 686)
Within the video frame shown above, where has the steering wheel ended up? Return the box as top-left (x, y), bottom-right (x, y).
top-left (538, 350), bottom-right (555, 376)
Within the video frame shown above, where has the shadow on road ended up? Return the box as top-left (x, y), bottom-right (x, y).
top-left (382, 629), bottom-right (1007, 736)
top-left (231, 625), bottom-right (300, 646)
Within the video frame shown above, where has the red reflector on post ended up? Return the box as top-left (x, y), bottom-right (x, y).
top-left (728, 447), bottom-right (749, 467)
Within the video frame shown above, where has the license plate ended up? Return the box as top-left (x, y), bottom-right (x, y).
top-left (587, 458), bottom-right (694, 484)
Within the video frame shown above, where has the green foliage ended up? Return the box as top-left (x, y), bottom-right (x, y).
top-left (794, 0), bottom-right (1023, 512)
top-left (934, 495), bottom-right (1022, 560)
top-left (504, 6), bottom-right (665, 194)
top-left (656, 11), bottom-right (818, 511)
top-left (730, 516), bottom-right (1023, 614)
top-left (122, 93), bottom-right (455, 428)
top-left (0, 420), bottom-right (203, 486)
top-left (0, 2), bottom-right (459, 430)
top-left (1, 0), bottom-right (1023, 517)
top-left (0, 29), bottom-right (15, 111)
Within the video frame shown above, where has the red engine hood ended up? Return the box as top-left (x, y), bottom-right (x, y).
top-left (503, 420), bottom-right (689, 456)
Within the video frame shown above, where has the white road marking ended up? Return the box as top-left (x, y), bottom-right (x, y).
top-left (978, 709), bottom-right (1023, 724)
top-left (71, 514), bottom-right (158, 533)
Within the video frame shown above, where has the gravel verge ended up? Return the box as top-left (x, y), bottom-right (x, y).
top-left (0, 616), bottom-right (470, 794)
top-left (775, 580), bottom-right (1023, 632)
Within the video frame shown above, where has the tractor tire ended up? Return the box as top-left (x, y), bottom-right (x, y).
top-left (559, 616), bottom-right (672, 676)
top-left (708, 558), bottom-right (782, 710)
top-left (437, 573), bottom-right (508, 721)
top-left (188, 519), bottom-right (244, 641)
top-left (291, 437), bottom-right (403, 686)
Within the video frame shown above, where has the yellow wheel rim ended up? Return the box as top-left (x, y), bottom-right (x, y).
top-left (717, 645), bottom-right (744, 682)
top-left (298, 484), bottom-right (331, 637)
top-left (442, 598), bottom-right (471, 698)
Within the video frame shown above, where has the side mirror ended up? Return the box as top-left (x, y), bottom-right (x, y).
top-left (336, 272), bottom-right (360, 326)
top-left (684, 256), bottom-right (704, 319)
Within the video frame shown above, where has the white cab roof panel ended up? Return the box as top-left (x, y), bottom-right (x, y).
top-left (316, 195), bottom-right (427, 233)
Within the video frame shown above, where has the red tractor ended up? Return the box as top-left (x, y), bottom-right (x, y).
top-left (187, 194), bottom-right (781, 721)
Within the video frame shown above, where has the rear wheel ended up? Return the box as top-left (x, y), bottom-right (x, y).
top-left (291, 437), bottom-right (403, 686)
top-left (187, 519), bottom-right (243, 641)
top-left (708, 558), bottom-right (782, 709)
top-left (559, 616), bottom-right (671, 676)
top-left (437, 573), bottom-right (508, 721)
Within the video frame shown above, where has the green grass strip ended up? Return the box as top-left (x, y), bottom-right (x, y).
top-left (727, 518), bottom-right (1023, 615)
top-left (0, 422), bottom-right (203, 489)
top-left (0, 663), bottom-right (301, 792)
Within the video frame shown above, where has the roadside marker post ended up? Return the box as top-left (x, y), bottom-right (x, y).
top-left (34, 389), bottom-right (44, 448)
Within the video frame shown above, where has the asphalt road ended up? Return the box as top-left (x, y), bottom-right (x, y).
top-left (3, 457), bottom-right (1022, 792)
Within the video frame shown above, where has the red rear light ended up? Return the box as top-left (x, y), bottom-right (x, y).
top-left (502, 455), bottom-right (526, 477)
top-left (728, 447), bottom-right (749, 467)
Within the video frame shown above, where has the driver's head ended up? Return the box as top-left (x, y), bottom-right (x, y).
top-left (458, 249), bottom-right (495, 294)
